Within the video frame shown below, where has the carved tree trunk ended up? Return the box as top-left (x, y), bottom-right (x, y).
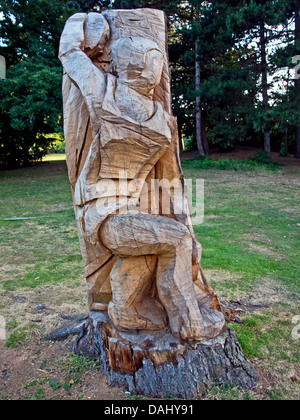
top-left (59, 8), bottom-right (257, 397)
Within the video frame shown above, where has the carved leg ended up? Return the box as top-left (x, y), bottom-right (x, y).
top-left (108, 255), bottom-right (168, 332)
top-left (100, 212), bottom-right (225, 341)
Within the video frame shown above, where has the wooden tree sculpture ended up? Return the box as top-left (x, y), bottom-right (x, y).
top-left (59, 9), bottom-right (257, 397)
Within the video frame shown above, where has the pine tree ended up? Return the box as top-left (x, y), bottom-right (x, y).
top-left (179, 1), bottom-right (260, 152)
top-left (72, 1), bottom-right (111, 12)
top-left (221, 0), bottom-right (296, 159)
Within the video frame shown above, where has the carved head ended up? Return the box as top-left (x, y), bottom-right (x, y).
top-left (111, 37), bottom-right (164, 97)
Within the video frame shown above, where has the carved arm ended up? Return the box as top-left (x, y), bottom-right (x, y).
top-left (59, 13), bottom-right (110, 136)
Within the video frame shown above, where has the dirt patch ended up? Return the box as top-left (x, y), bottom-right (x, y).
top-left (0, 283), bottom-right (89, 337)
top-left (206, 269), bottom-right (296, 313)
top-left (0, 282), bottom-right (128, 400)
top-left (246, 243), bottom-right (285, 260)
top-left (0, 339), bottom-right (125, 400)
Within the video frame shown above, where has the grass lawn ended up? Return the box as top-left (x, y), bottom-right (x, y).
top-left (42, 153), bottom-right (67, 162)
top-left (0, 157), bottom-right (299, 400)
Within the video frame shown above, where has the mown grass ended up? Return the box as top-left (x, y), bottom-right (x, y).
top-left (182, 160), bottom-right (300, 292)
top-left (0, 157), bottom-right (299, 399)
top-left (0, 161), bottom-right (83, 291)
top-left (181, 158), bottom-right (300, 399)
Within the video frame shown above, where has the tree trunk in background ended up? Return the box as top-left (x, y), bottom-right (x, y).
top-left (260, 20), bottom-right (271, 161)
top-left (195, 42), bottom-right (206, 156)
top-left (178, 121), bottom-right (185, 152)
top-left (260, 20), bottom-right (271, 159)
top-left (201, 110), bottom-right (209, 154)
top-left (295, 7), bottom-right (300, 158)
top-left (195, 11), bottom-right (206, 157)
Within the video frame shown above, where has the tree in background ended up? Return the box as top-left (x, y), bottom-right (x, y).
top-left (0, 0), bottom-right (114, 167)
top-left (0, 61), bottom-right (62, 165)
top-left (227, 0), bottom-right (296, 160)
top-left (295, 3), bottom-right (300, 158)
top-left (0, 0), bottom-right (76, 167)
top-left (177, 1), bottom-right (260, 153)
top-left (0, 0), bottom-right (299, 167)
top-left (72, 1), bottom-right (111, 12)
top-left (177, 0), bottom-right (300, 158)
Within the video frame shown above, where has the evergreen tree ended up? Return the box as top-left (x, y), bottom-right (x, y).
top-left (72, 1), bottom-right (111, 13)
top-left (178, 1), bottom-right (261, 152)
top-left (225, 0), bottom-right (296, 158)
top-left (185, 0), bottom-right (298, 156)
top-left (1, 0), bottom-right (298, 166)
top-left (295, 3), bottom-right (300, 158)
top-left (0, 0), bottom-right (78, 167)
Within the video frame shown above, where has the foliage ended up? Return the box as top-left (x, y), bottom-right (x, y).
top-left (0, 0), bottom-right (74, 167)
top-left (182, 155), bottom-right (282, 172)
top-left (47, 134), bottom-right (66, 153)
top-left (0, 0), bottom-right (299, 166)
top-left (0, 61), bottom-right (63, 167)
top-left (176, 1), bottom-right (299, 152)
top-left (61, 355), bottom-right (97, 385)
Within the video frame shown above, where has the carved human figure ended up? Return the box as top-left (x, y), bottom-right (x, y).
top-left (59, 11), bottom-right (225, 341)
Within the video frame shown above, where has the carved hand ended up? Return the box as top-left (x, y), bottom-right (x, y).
top-left (59, 13), bottom-right (108, 138)
top-left (59, 13), bottom-right (110, 60)
top-left (59, 13), bottom-right (86, 58)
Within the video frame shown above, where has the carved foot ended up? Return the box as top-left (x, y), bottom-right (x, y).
top-left (179, 296), bottom-right (225, 342)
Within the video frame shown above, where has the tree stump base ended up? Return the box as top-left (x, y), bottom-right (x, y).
top-left (71, 312), bottom-right (257, 398)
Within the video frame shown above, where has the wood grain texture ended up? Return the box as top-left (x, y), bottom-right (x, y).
top-left (59, 8), bottom-right (225, 342)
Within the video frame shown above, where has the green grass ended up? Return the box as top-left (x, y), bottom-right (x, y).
top-left (230, 306), bottom-right (299, 361)
top-left (182, 160), bottom-right (300, 293)
top-left (5, 322), bottom-right (37, 348)
top-left (182, 155), bottom-right (283, 173)
top-left (43, 153), bottom-right (67, 162)
top-left (0, 161), bottom-right (83, 291)
top-left (61, 354), bottom-right (98, 386)
top-left (5, 330), bottom-right (27, 348)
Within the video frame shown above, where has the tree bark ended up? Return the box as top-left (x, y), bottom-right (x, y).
top-left (295, 7), bottom-right (300, 158)
top-left (177, 120), bottom-right (185, 152)
top-left (195, 11), bottom-right (206, 157)
top-left (260, 20), bottom-right (271, 161)
top-left (201, 109), bottom-right (209, 154)
top-left (69, 311), bottom-right (258, 398)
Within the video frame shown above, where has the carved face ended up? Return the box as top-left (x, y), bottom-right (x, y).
top-left (111, 37), bottom-right (164, 96)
